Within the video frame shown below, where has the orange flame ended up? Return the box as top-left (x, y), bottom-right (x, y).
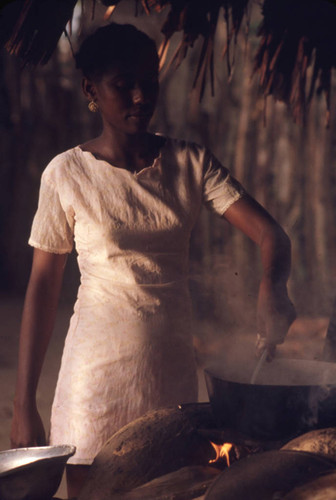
top-left (209, 442), bottom-right (233, 466)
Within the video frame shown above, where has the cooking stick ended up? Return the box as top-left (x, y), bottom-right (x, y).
top-left (250, 349), bottom-right (268, 384)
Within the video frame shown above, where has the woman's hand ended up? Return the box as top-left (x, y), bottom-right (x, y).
top-left (11, 403), bottom-right (46, 448)
top-left (256, 279), bottom-right (296, 360)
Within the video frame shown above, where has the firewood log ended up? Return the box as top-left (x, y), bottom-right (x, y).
top-left (282, 427), bottom-right (336, 462)
top-left (283, 471), bottom-right (336, 499)
top-left (78, 403), bottom-right (216, 500)
top-left (111, 465), bottom-right (221, 499)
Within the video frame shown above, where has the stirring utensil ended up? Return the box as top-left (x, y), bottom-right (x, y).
top-left (250, 349), bottom-right (268, 384)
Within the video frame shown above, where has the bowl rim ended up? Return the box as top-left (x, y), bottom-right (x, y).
top-left (0, 445), bottom-right (76, 477)
top-left (204, 359), bottom-right (336, 387)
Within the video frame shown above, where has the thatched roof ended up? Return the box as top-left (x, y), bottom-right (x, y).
top-left (0, 0), bottom-right (77, 65)
top-left (1, 0), bottom-right (336, 123)
top-left (254, 0), bottom-right (336, 125)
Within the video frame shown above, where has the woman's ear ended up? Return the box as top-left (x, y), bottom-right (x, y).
top-left (82, 78), bottom-right (96, 101)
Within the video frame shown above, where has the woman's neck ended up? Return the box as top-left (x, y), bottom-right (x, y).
top-left (81, 129), bottom-right (163, 171)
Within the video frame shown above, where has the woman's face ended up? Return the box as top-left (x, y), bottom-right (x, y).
top-left (84, 51), bottom-right (159, 135)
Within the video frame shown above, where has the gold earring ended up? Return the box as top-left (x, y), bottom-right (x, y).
top-left (88, 100), bottom-right (99, 113)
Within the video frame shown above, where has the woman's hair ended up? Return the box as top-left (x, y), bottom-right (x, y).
top-left (75, 23), bottom-right (159, 80)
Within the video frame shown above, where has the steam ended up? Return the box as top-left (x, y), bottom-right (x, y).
top-left (302, 384), bottom-right (336, 429)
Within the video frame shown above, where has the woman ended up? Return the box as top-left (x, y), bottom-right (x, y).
top-left (11, 23), bottom-right (295, 497)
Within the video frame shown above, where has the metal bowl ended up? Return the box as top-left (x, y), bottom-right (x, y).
top-left (0, 445), bottom-right (76, 500)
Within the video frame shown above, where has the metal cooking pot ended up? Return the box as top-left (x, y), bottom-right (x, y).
top-left (204, 358), bottom-right (336, 441)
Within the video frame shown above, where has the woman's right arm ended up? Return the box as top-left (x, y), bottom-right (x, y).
top-left (11, 248), bottom-right (67, 448)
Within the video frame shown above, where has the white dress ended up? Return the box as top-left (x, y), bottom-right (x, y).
top-left (29, 137), bottom-right (245, 464)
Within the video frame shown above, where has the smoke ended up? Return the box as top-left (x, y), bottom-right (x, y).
top-left (302, 384), bottom-right (336, 430)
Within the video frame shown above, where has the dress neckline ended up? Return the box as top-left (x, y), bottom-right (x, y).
top-left (76, 135), bottom-right (168, 177)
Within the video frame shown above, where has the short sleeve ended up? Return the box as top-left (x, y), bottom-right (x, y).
top-left (28, 173), bottom-right (74, 254)
top-left (203, 150), bottom-right (246, 216)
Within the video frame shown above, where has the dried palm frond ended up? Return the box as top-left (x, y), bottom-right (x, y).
top-left (1, 0), bottom-right (77, 65)
top-left (0, 0), bottom-right (249, 99)
top-left (142, 0), bottom-right (249, 100)
top-left (3, 0), bottom-right (335, 123)
top-left (222, 0), bottom-right (250, 76)
top-left (254, 0), bottom-right (336, 125)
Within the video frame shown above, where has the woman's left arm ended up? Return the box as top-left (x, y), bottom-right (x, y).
top-left (223, 194), bottom-right (296, 358)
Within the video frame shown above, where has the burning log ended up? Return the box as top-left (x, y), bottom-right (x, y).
top-left (78, 403), bottom-right (217, 500)
top-left (197, 427), bottom-right (283, 449)
top-left (209, 442), bottom-right (232, 466)
top-left (197, 428), bottom-right (267, 467)
top-left (282, 427), bottom-right (336, 463)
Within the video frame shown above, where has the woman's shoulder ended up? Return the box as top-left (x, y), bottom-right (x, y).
top-left (41, 146), bottom-right (85, 183)
top-left (160, 135), bottom-right (208, 161)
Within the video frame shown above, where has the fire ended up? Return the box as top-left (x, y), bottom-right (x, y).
top-left (209, 442), bottom-right (233, 466)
